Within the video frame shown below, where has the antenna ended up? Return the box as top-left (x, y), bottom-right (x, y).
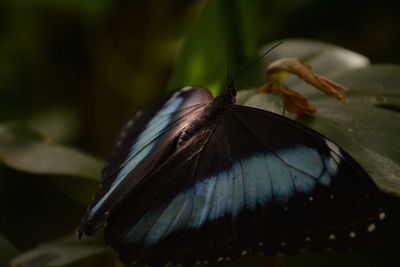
top-left (229, 41), bottom-right (282, 87)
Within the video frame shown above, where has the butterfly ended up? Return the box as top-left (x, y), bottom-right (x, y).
top-left (76, 84), bottom-right (386, 266)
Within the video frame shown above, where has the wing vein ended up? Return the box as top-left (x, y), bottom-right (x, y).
top-left (230, 110), bottom-right (320, 182)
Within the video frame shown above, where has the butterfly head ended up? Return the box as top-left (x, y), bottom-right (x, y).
top-left (223, 84), bottom-right (237, 104)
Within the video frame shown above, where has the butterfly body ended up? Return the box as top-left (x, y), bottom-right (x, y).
top-left (77, 86), bottom-right (385, 266)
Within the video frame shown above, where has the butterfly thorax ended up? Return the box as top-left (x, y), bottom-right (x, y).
top-left (176, 87), bottom-right (235, 149)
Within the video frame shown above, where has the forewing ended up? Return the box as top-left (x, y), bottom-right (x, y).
top-left (102, 86), bottom-right (213, 181)
top-left (77, 86), bottom-right (214, 237)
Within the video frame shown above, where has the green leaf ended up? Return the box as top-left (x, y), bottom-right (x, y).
top-left (167, 0), bottom-right (261, 95)
top-left (0, 234), bottom-right (18, 267)
top-left (26, 107), bottom-right (81, 144)
top-left (298, 65), bottom-right (400, 196)
top-left (238, 39), bottom-right (400, 196)
top-left (11, 235), bottom-right (113, 267)
top-left (237, 89), bottom-right (285, 114)
top-left (0, 124), bottom-right (103, 181)
top-left (5, 0), bottom-right (114, 21)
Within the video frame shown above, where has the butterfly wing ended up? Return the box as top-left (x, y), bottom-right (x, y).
top-left (102, 104), bottom-right (385, 266)
top-left (225, 105), bottom-right (385, 250)
top-left (76, 86), bottom-right (214, 236)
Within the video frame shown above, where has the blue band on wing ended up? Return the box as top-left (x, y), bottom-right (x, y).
top-left (124, 144), bottom-right (339, 246)
top-left (88, 93), bottom-right (185, 219)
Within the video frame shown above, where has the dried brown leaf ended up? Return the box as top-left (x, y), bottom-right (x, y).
top-left (261, 83), bottom-right (316, 116)
top-left (266, 58), bottom-right (349, 102)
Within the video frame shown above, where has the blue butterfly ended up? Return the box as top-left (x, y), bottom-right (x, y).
top-left (77, 85), bottom-right (386, 266)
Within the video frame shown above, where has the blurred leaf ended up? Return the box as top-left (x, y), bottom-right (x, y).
top-left (11, 235), bottom-right (112, 267)
top-left (26, 107), bottom-right (81, 144)
top-left (0, 124), bottom-right (102, 181)
top-left (238, 39), bottom-right (400, 196)
top-left (0, 234), bottom-right (18, 267)
top-left (5, 0), bottom-right (114, 20)
top-left (167, 0), bottom-right (261, 95)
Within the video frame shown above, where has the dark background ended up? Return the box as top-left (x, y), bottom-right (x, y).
top-left (1, 0), bottom-right (399, 266)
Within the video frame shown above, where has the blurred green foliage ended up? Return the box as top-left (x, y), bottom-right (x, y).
top-left (1, 0), bottom-right (400, 266)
